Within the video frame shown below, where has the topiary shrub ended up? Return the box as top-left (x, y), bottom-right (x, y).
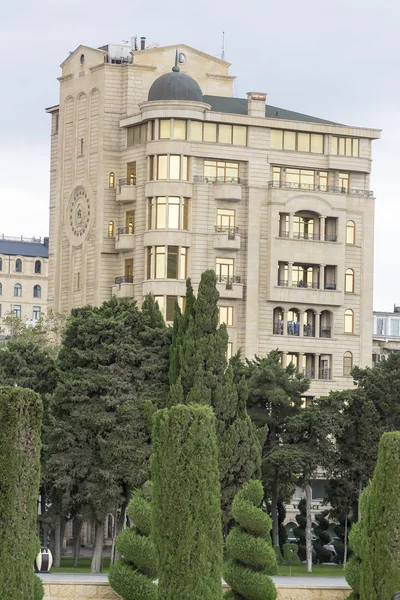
top-left (313, 512), bottom-right (333, 564)
top-left (224, 480), bottom-right (277, 600)
top-left (360, 432), bottom-right (400, 600)
top-left (344, 484), bottom-right (370, 600)
top-left (108, 482), bottom-right (157, 600)
top-left (0, 387), bottom-right (43, 600)
top-left (152, 404), bottom-right (223, 600)
top-left (293, 498), bottom-right (307, 562)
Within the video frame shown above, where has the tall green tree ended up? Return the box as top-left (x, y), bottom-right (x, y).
top-left (152, 404), bottom-right (223, 600)
top-left (168, 271), bottom-right (261, 521)
top-left (243, 351), bottom-right (309, 546)
top-left (0, 387), bottom-right (43, 600)
top-left (360, 432), bottom-right (400, 600)
top-left (46, 296), bottom-right (170, 572)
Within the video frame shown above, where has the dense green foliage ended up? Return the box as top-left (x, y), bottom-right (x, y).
top-left (293, 499), bottom-right (307, 562)
top-left (225, 480), bottom-right (277, 600)
top-left (360, 432), bottom-right (400, 600)
top-left (0, 387), bottom-right (43, 599)
top-left (168, 272), bottom-right (261, 521)
top-left (45, 296), bottom-right (171, 571)
top-left (312, 512), bottom-right (332, 564)
top-left (152, 404), bottom-right (223, 600)
top-left (345, 484), bottom-right (371, 600)
top-left (109, 483), bottom-right (157, 600)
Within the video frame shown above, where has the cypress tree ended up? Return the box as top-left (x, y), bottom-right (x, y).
top-left (360, 432), bottom-right (400, 600)
top-left (109, 482), bottom-right (157, 600)
top-left (345, 483), bottom-right (371, 600)
top-left (225, 480), bottom-right (277, 600)
top-left (152, 404), bottom-right (223, 600)
top-left (169, 270), bottom-right (261, 520)
top-left (0, 387), bottom-right (43, 600)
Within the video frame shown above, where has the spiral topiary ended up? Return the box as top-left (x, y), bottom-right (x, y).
top-left (224, 480), bottom-right (277, 600)
top-left (108, 482), bottom-right (157, 600)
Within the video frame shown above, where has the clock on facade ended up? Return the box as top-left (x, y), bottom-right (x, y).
top-left (67, 186), bottom-right (91, 244)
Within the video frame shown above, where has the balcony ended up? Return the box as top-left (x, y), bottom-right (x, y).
top-left (303, 368), bottom-right (331, 380)
top-left (116, 179), bottom-right (137, 203)
top-left (213, 226), bottom-right (241, 250)
top-left (320, 326), bottom-right (332, 338)
top-left (216, 275), bottom-right (244, 299)
top-left (115, 228), bottom-right (135, 252)
top-left (111, 275), bottom-right (134, 299)
top-left (268, 180), bottom-right (374, 199)
top-left (194, 176), bottom-right (246, 202)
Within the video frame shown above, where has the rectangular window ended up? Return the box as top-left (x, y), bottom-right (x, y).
top-left (166, 296), bottom-right (177, 322)
top-left (154, 295), bottom-right (165, 315)
top-left (232, 126), bottom-right (247, 146)
top-left (181, 156), bottom-right (188, 181)
top-left (271, 129), bottom-right (323, 153)
top-left (147, 247), bottom-right (153, 279)
top-left (216, 257), bottom-right (234, 281)
top-left (174, 120), bottom-right (186, 140)
top-left (168, 197), bottom-right (180, 229)
top-left (169, 155), bottom-right (181, 180)
top-left (319, 171), bottom-right (328, 190)
top-left (203, 123), bottom-right (217, 142)
top-left (180, 247), bottom-right (187, 280)
top-left (127, 161), bottom-right (137, 185)
top-left (392, 319), bottom-right (400, 337)
top-left (272, 166), bottom-right (281, 182)
top-left (376, 318), bottom-right (385, 335)
top-left (191, 121), bottom-right (203, 141)
top-left (332, 136), bottom-right (359, 157)
top-left (204, 160), bottom-right (239, 182)
top-left (226, 342), bottom-right (233, 360)
top-left (219, 124), bottom-right (232, 144)
top-left (149, 156), bottom-right (154, 181)
top-left (218, 305), bottom-right (233, 326)
top-left (156, 197), bottom-right (167, 229)
top-left (182, 199), bottom-right (189, 230)
top-left (167, 246), bottom-right (179, 279)
top-left (339, 173), bottom-right (350, 192)
top-left (148, 198), bottom-right (154, 229)
top-left (127, 125), bottom-right (145, 147)
top-left (217, 208), bottom-right (235, 231)
top-left (13, 305), bottom-right (21, 318)
top-left (140, 124), bottom-right (147, 144)
top-left (155, 247), bottom-right (165, 279)
top-left (32, 306), bottom-right (41, 320)
top-left (157, 155), bottom-right (168, 179)
top-left (124, 259), bottom-right (133, 278)
top-left (159, 119), bottom-right (171, 139)
top-left (126, 211), bottom-right (135, 233)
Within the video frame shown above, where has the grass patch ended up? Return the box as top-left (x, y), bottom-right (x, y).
top-left (277, 564), bottom-right (345, 577)
top-left (51, 557), bottom-right (111, 574)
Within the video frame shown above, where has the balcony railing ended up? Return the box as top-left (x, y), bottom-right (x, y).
top-left (117, 227), bottom-right (134, 238)
top-left (319, 368), bottom-right (331, 380)
top-left (119, 177), bottom-right (136, 188)
top-left (324, 283), bottom-right (337, 290)
top-left (325, 234), bottom-right (337, 242)
top-left (303, 368), bottom-right (315, 379)
top-left (267, 180), bottom-right (374, 198)
top-left (303, 326), bottom-right (315, 337)
top-left (320, 326), bottom-right (332, 338)
top-left (278, 279), bottom-right (289, 287)
top-left (293, 281), bottom-right (319, 289)
top-left (214, 226), bottom-right (239, 238)
top-left (279, 231), bottom-right (338, 242)
top-left (194, 176), bottom-right (247, 185)
top-left (287, 322), bottom-right (300, 336)
top-left (273, 322), bottom-right (284, 335)
top-left (293, 232), bottom-right (320, 241)
top-left (217, 275), bottom-right (241, 288)
top-left (115, 275), bottom-right (134, 285)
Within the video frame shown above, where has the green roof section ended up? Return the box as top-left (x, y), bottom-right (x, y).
top-left (203, 95), bottom-right (340, 125)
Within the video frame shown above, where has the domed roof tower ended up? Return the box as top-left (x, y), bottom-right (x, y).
top-left (148, 51), bottom-right (203, 103)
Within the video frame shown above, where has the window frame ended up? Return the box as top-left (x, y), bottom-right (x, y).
top-left (344, 309), bottom-right (354, 334)
top-left (346, 220), bottom-right (356, 245)
top-left (109, 172), bottom-right (115, 188)
top-left (33, 285), bottom-right (41, 299)
top-left (345, 269), bottom-right (354, 293)
top-left (13, 304), bottom-right (21, 318)
top-left (218, 305), bottom-right (233, 326)
top-left (271, 129), bottom-right (324, 154)
top-left (32, 306), bottom-right (41, 321)
top-left (108, 221), bottom-right (115, 237)
top-left (14, 283), bottom-right (22, 297)
top-left (15, 258), bottom-right (22, 273)
top-left (343, 351), bottom-right (353, 376)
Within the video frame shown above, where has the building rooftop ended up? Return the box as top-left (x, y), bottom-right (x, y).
top-left (0, 236), bottom-right (49, 258)
top-left (203, 95), bottom-right (340, 125)
top-left (148, 70), bottom-right (203, 103)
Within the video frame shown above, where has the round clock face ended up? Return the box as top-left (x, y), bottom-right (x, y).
top-left (67, 187), bottom-right (91, 244)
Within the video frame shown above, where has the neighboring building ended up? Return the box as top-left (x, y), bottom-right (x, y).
top-left (373, 306), bottom-right (400, 363)
top-left (0, 236), bottom-right (49, 334)
top-left (46, 37), bottom-right (380, 403)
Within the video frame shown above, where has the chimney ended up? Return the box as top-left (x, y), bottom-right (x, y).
top-left (44, 237), bottom-right (49, 249)
top-left (247, 92), bottom-right (267, 118)
top-left (140, 37), bottom-right (146, 50)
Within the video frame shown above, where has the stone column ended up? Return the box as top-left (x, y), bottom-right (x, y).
top-left (319, 264), bottom-right (325, 290)
top-left (288, 261), bottom-right (294, 287)
top-left (282, 308), bottom-right (288, 336)
top-left (289, 213), bottom-right (294, 238)
top-left (314, 311), bottom-right (321, 338)
top-left (320, 216), bottom-right (326, 241)
top-left (314, 354), bottom-right (320, 379)
top-left (299, 311), bottom-right (305, 337)
top-left (281, 352), bottom-right (287, 368)
top-left (299, 352), bottom-right (305, 374)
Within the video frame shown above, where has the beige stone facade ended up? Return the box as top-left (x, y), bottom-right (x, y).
top-left (0, 236), bottom-right (48, 335)
top-left (47, 40), bottom-right (380, 400)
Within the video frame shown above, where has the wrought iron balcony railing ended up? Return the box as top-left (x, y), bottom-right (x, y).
top-left (273, 322), bottom-right (284, 335)
top-left (214, 226), bottom-right (239, 238)
top-left (303, 368), bottom-right (315, 379)
top-left (324, 283), bottom-right (337, 290)
top-left (293, 232), bottom-right (320, 241)
top-left (117, 227), bottom-right (134, 237)
top-left (194, 176), bottom-right (247, 185)
top-left (319, 368), bottom-right (331, 380)
top-left (324, 234), bottom-right (337, 242)
top-left (118, 177), bottom-right (137, 188)
top-left (115, 275), bottom-right (134, 285)
top-left (320, 326), bottom-right (332, 338)
top-left (268, 180), bottom-right (374, 198)
top-left (278, 279), bottom-right (289, 287)
top-left (216, 275), bottom-right (241, 288)
top-left (293, 281), bottom-right (319, 289)
top-left (303, 326), bottom-right (315, 337)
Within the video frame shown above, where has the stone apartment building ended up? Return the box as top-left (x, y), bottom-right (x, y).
top-left (0, 236), bottom-right (49, 335)
top-left (372, 306), bottom-right (400, 362)
top-left (46, 37), bottom-right (380, 404)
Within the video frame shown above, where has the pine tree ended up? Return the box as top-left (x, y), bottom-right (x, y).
top-left (225, 480), bottom-right (277, 600)
top-left (360, 432), bottom-right (400, 600)
top-left (109, 483), bottom-right (157, 600)
top-left (0, 387), bottom-right (43, 600)
top-left (169, 270), bottom-right (261, 520)
top-left (152, 404), bottom-right (223, 600)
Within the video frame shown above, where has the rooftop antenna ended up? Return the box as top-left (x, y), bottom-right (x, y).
top-left (172, 49), bottom-right (180, 72)
top-left (221, 31), bottom-right (225, 60)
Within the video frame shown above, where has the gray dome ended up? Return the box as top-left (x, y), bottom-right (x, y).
top-left (148, 71), bottom-right (203, 103)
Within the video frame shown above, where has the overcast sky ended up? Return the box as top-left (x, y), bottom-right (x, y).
top-left (1, 0), bottom-right (398, 309)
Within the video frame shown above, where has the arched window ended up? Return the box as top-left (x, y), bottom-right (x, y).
top-left (343, 351), bottom-right (353, 376)
top-left (35, 260), bottom-right (41, 274)
top-left (273, 307), bottom-right (284, 335)
top-left (287, 308), bottom-right (300, 336)
top-left (320, 310), bottom-right (332, 338)
top-left (344, 309), bottom-right (354, 333)
top-left (108, 221), bottom-right (115, 237)
top-left (346, 220), bottom-right (355, 245)
top-left (15, 258), bottom-right (22, 272)
top-left (0, 257), bottom-right (2, 271)
top-left (345, 269), bottom-right (354, 293)
top-left (109, 172), bottom-right (115, 188)
top-left (33, 285), bottom-right (41, 298)
top-left (14, 283), bottom-right (22, 297)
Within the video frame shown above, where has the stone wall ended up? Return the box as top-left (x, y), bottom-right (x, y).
top-left (43, 581), bottom-right (350, 600)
